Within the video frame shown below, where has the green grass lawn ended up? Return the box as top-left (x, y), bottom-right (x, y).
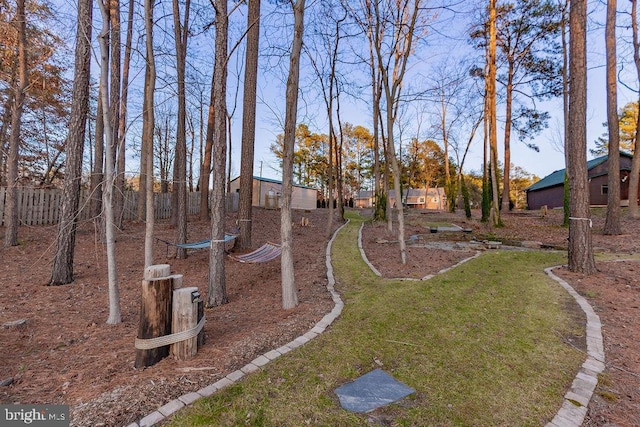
top-left (166, 213), bottom-right (585, 426)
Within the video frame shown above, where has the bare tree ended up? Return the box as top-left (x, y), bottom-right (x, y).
top-left (306, 1), bottom-right (346, 238)
top-left (97, 0), bottom-right (122, 323)
top-left (49, 0), bottom-right (93, 286)
top-left (109, 0), bottom-right (122, 228)
top-left (371, 0), bottom-right (422, 264)
top-left (280, 0), bottom-right (305, 310)
top-left (172, 0), bottom-right (191, 258)
top-left (92, 89), bottom-right (104, 220)
top-left (487, 0), bottom-right (501, 227)
top-left (604, 0), bottom-right (621, 235)
top-left (143, 0), bottom-right (156, 268)
top-left (567, 0), bottom-right (596, 273)
top-left (208, 0), bottom-right (229, 307)
top-left (200, 72), bottom-right (215, 220)
top-left (115, 0), bottom-right (135, 228)
top-left (237, 0), bottom-right (261, 249)
top-left (4, 0), bottom-right (28, 247)
top-left (495, 0), bottom-right (562, 212)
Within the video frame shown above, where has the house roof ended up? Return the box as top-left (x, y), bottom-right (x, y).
top-left (526, 152), bottom-right (633, 192)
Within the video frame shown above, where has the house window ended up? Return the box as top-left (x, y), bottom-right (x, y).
top-left (419, 197), bottom-right (425, 203)
top-left (601, 185), bottom-right (608, 195)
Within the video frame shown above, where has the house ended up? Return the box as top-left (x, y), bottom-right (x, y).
top-left (404, 188), bottom-right (447, 210)
top-left (354, 190), bottom-right (375, 208)
top-left (384, 188), bottom-right (446, 210)
top-left (228, 176), bottom-right (318, 210)
top-left (526, 152), bottom-right (638, 210)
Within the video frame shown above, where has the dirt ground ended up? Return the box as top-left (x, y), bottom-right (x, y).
top-left (1, 207), bottom-right (638, 426)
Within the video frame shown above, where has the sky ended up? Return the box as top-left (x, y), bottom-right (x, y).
top-left (49, 0), bottom-right (637, 186)
top-left (239, 1), bottom-right (634, 184)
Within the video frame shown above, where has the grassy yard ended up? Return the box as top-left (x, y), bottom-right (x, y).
top-left (166, 213), bottom-right (585, 426)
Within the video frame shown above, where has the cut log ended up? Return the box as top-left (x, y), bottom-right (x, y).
top-left (144, 264), bottom-right (171, 280)
top-left (171, 286), bottom-right (199, 360)
top-left (169, 274), bottom-right (183, 290)
top-left (134, 277), bottom-right (172, 368)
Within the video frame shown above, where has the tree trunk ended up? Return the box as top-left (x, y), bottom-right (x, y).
top-left (501, 66), bottom-right (514, 212)
top-left (567, 0), bottom-right (597, 274)
top-left (237, 0), bottom-right (260, 250)
top-left (116, 0), bottom-right (134, 228)
top-left (207, 0), bottom-right (229, 307)
top-left (143, 0), bottom-right (155, 268)
top-left (562, 0), bottom-right (570, 226)
top-left (92, 91), bottom-right (105, 220)
top-left (4, 0), bottom-right (28, 248)
top-left (109, 0), bottom-right (123, 229)
top-left (49, 0), bottom-right (93, 286)
top-left (629, 0), bottom-right (640, 219)
top-left (173, 0), bottom-right (190, 258)
top-left (604, 0), bottom-right (621, 235)
top-left (325, 113), bottom-right (335, 239)
top-left (137, 66), bottom-right (149, 221)
top-left (98, 0), bottom-right (122, 324)
top-left (280, 0), bottom-right (305, 310)
top-left (200, 71), bottom-right (215, 221)
top-left (487, 0), bottom-right (501, 227)
top-left (0, 94), bottom-right (14, 186)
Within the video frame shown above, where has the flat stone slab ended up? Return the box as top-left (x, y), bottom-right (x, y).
top-left (335, 369), bottom-right (415, 413)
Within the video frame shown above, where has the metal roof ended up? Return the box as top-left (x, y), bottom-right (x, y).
top-left (526, 152), bottom-right (632, 192)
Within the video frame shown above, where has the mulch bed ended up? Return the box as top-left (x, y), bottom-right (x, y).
top-left (1, 207), bottom-right (638, 426)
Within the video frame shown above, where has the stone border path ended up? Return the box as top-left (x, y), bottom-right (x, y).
top-left (545, 266), bottom-right (605, 427)
top-left (127, 220), bottom-right (605, 427)
top-left (359, 223), bottom-right (604, 426)
top-left (126, 220), bottom-right (349, 427)
top-left (357, 223), bottom-right (482, 281)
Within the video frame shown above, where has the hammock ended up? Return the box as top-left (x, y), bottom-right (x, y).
top-left (229, 242), bottom-right (282, 263)
top-left (156, 234), bottom-right (238, 254)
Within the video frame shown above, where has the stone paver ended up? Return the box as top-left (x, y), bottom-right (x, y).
top-left (138, 411), bottom-right (164, 427)
top-left (178, 392), bottom-right (201, 405)
top-left (545, 266), bottom-right (606, 427)
top-left (158, 399), bottom-right (184, 417)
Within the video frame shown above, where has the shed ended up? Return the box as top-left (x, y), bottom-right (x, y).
top-left (228, 176), bottom-right (318, 210)
top-left (526, 151), bottom-right (638, 210)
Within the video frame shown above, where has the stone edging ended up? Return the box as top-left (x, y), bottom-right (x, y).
top-left (125, 220), bottom-right (350, 427)
top-left (544, 266), bottom-right (605, 427)
top-left (357, 222), bottom-right (605, 426)
top-left (357, 222), bottom-right (481, 281)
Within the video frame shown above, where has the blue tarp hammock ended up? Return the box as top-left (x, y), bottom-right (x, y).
top-left (229, 242), bottom-right (282, 263)
top-left (156, 234), bottom-right (238, 255)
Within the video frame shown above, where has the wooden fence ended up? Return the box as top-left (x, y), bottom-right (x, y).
top-left (0, 188), bottom-right (237, 226)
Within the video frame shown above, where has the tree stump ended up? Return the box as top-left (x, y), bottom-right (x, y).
top-left (134, 276), bottom-right (172, 368)
top-left (171, 287), bottom-right (200, 360)
top-left (144, 264), bottom-right (170, 280)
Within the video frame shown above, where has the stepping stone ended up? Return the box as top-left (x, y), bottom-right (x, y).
top-left (335, 369), bottom-right (415, 413)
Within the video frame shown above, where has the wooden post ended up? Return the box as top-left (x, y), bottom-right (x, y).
top-left (134, 276), bottom-right (172, 368)
top-left (171, 286), bottom-right (199, 360)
